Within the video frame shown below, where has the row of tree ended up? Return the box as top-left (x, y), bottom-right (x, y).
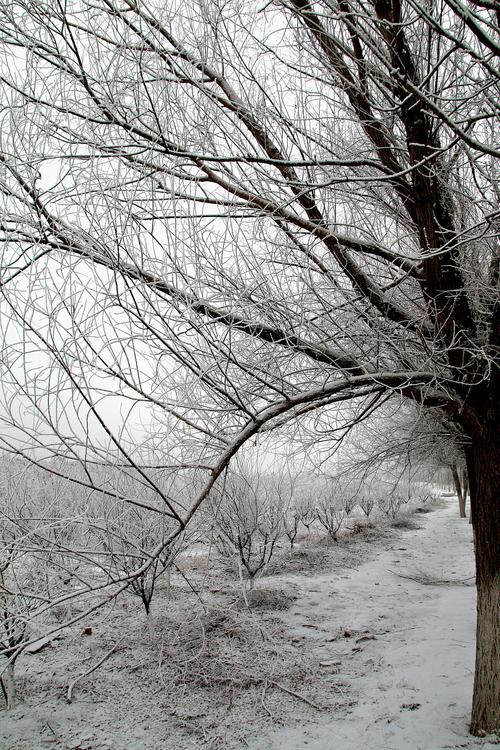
top-left (1, 453), bottom-right (439, 706)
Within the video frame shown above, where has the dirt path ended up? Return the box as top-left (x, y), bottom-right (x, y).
top-left (247, 500), bottom-right (498, 750)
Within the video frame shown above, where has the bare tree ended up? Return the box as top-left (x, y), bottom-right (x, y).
top-left (282, 504), bottom-right (302, 554)
top-left (92, 503), bottom-right (182, 639)
top-left (0, 531), bottom-right (28, 709)
top-left (210, 467), bottom-right (284, 589)
top-left (377, 492), bottom-right (404, 519)
top-left (0, 0), bottom-right (498, 733)
top-left (340, 492), bottom-right (357, 517)
top-left (315, 481), bottom-right (347, 540)
top-left (291, 484), bottom-right (319, 533)
top-left (450, 465), bottom-right (470, 519)
top-left (336, 404), bottom-right (471, 516)
top-left (276, 468), bottom-right (304, 553)
top-left (316, 504), bottom-right (346, 541)
top-left (0, 466), bottom-right (89, 707)
top-left (358, 496), bottom-right (375, 518)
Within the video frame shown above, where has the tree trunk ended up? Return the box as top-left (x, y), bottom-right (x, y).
top-left (466, 432), bottom-right (500, 735)
top-left (451, 464), bottom-right (466, 518)
top-left (462, 469), bottom-right (469, 504)
top-left (1, 662), bottom-right (16, 709)
top-left (146, 609), bottom-right (155, 643)
top-left (165, 567), bottom-right (171, 600)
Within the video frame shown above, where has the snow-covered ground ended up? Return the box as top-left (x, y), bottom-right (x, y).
top-left (248, 499), bottom-right (498, 750)
top-left (1, 496), bottom-right (498, 750)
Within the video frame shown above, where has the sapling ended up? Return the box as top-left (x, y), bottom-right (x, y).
top-left (94, 505), bottom-right (182, 641)
top-left (315, 481), bottom-right (346, 541)
top-left (342, 495), bottom-right (357, 517)
top-left (359, 496), bottom-right (375, 518)
top-left (211, 469), bottom-right (284, 589)
top-left (0, 550), bottom-right (25, 709)
top-left (378, 494), bottom-right (404, 519)
top-left (282, 505), bottom-right (301, 554)
top-left (0, 531), bottom-right (51, 708)
top-left (316, 504), bottom-right (346, 541)
top-left (299, 500), bottom-right (317, 534)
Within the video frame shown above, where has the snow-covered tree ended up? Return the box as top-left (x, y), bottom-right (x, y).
top-left (0, 0), bottom-right (498, 733)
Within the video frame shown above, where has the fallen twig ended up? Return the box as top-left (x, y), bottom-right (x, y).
top-left (269, 680), bottom-right (324, 710)
top-left (261, 680), bottom-right (276, 721)
top-left (66, 636), bottom-right (125, 703)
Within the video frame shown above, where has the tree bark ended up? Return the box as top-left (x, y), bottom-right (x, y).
top-left (466, 431), bottom-right (500, 735)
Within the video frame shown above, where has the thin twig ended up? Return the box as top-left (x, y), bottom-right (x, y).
top-left (260, 679), bottom-right (278, 721)
top-left (269, 680), bottom-right (324, 710)
top-left (66, 636), bottom-right (125, 703)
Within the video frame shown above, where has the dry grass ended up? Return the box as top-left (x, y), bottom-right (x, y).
top-left (241, 586), bottom-right (298, 610)
top-left (391, 518), bottom-right (422, 530)
top-left (390, 569), bottom-right (475, 586)
top-left (144, 597), bottom-right (342, 748)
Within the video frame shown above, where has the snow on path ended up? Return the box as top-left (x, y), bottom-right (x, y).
top-left (247, 499), bottom-right (499, 750)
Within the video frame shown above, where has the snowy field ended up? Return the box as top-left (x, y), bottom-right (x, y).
top-left (1, 496), bottom-right (498, 750)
